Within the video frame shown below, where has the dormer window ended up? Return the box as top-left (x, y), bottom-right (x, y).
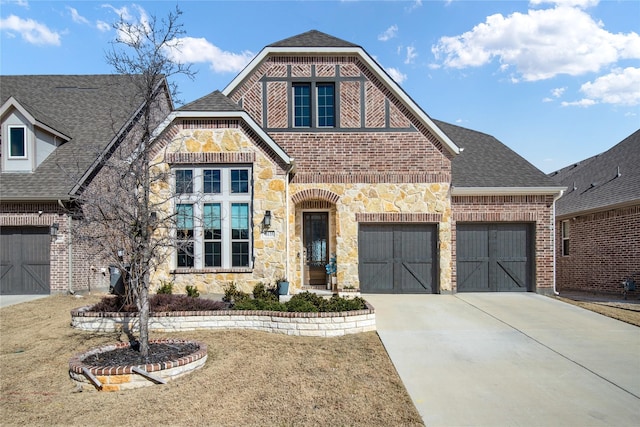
top-left (8, 126), bottom-right (26, 158)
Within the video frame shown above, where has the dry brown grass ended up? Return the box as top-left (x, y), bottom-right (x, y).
top-left (0, 294), bottom-right (423, 427)
top-left (554, 296), bottom-right (640, 327)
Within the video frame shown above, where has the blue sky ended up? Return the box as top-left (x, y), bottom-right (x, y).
top-left (1, 0), bottom-right (638, 173)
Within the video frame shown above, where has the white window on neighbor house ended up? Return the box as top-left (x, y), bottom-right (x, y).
top-left (174, 166), bottom-right (252, 269)
top-left (561, 220), bottom-right (570, 256)
top-left (8, 125), bottom-right (27, 158)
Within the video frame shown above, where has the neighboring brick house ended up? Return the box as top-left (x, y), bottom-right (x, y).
top-left (550, 129), bottom-right (640, 297)
top-left (0, 75), bottom-right (172, 295)
top-left (150, 30), bottom-right (564, 295)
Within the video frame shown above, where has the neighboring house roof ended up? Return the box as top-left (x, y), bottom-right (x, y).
top-left (179, 90), bottom-right (240, 112)
top-left (0, 75), bottom-right (146, 201)
top-left (438, 120), bottom-right (561, 194)
top-left (549, 129), bottom-right (640, 216)
top-left (223, 30), bottom-right (460, 156)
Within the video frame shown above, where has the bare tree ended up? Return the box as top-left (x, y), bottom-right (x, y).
top-left (72, 6), bottom-right (194, 358)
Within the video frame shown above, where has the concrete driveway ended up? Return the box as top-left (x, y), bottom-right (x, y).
top-left (366, 293), bottom-right (640, 427)
top-left (0, 294), bottom-right (49, 308)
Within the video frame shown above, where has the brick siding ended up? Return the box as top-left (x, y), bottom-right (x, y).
top-left (556, 204), bottom-right (640, 296)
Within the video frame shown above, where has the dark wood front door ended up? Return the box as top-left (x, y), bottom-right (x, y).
top-left (303, 212), bottom-right (329, 287)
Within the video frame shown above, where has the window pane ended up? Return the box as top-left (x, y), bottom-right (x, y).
top-left (317, 84), bottom-right (335, 127)
top-left (294, 84), bottom-right (310, 127)
top-left (178, 242), bottom-right (194, 267)
top-left (231, 203), bottom-right (249, 240)
top-left (203, 169), bottom-right (221, 194)
top-left (176, 170), bottom-right (193, 194)
top-left (232, 242), bottom-right (249, 267)
top-left (176, 204), bottom-right (194, 237)
top-left (9, 127), bottom-right (25, 157)
top-left (231, 169), bottom-right (249, 193)
top-left (203, 203), bottom-right (221, 240)
top-left (205, 242), bottom-right (221, 267)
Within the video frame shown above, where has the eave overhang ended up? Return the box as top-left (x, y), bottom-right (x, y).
top-left (451, 186), bottom-right (567, 196)
top-left (222, 46), bottom-right (460, 156)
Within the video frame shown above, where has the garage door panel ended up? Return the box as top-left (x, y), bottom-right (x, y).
top-left (457, 223), bottom-right (532, 292)
top-left (360, 224), bottom-right (437, 294)
top-left (0, 227), bottom-right (50, 295)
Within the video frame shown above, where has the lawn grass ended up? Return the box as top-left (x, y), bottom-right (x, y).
top-left (0, 294), bottom-right (424, 427)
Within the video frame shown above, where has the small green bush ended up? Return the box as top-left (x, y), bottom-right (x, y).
top-left (285, 298), bottom-right (319, 313)
top-left (233, 298), bottom-right (286, 311)
top-left (252, 282), bottom-right (277, 301)
top-left (185, 285), bottom-right (200, 298)
top-left (223, 282), bottom-right (249, 303)
top-left (157, 280), bottom-right (173, 294)
top-left (324, 295), bottom-right (367, 312)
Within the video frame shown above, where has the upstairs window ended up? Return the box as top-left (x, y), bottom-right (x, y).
top-left (317, 83), bottom-right (335, 127)
top-left (293, 84), bottom-right (311, 127)
top-left (561, 220), bottom-right (570, 256)
top-left (9, 126), bottom-right (26, 158)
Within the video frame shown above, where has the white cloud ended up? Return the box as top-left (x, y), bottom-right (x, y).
top-left (404, 46), bottom-right (417, 64)
top-left (551, 87), bottom-right (566, 98)
top-left (406, 0), bottom-right (423, 13)
top-left (96, 20), bottom-right (111, 32)
top-left (67, 6), bottom-right (89, 25)
top-left (165, 37), bottom-right (254, 73)
top-left (1, 0), bottom-right (29, 7)
top-left (432, 5), bottom-right (640, 81)
top-left (378, 25), bottom-right (398, 42)
top-left (102, 4), bottom-right (135, 21)
top-left (561, 98), bottom-right (597, 107)
top-left (385, 67), bottom-right (407, 84)
top-left (529, 0), bottom-right (599, 9)
top-left (580, 67), bottom-right (640, 106)
top-left (0, 14), bottom-right (60, 45)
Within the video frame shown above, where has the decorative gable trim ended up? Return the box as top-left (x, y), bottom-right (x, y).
top-left (356, 212), bottom-right (442, 223)
top-left (222, 45), bottom-right (460, 156)
top-left (166, 152), bottom-right (255, 164)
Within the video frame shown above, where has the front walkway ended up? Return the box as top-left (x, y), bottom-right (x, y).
top-left (366, 292), bottom-right (640, 427)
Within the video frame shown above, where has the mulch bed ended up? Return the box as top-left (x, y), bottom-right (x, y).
top-left (83, 342), bottom-right (200, 366)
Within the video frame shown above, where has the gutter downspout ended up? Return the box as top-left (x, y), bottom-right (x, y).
top-left (68, 214), bottom-right (74, 294)
top-left (552, 190), bottom-right (564, 296)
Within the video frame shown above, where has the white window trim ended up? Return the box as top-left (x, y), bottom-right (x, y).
top-left (561, 220), bottom-right (570, 257)
top-left (173, 165), bottom-right (252, 270)
top-left (7, 125), bottom-right (28, 159)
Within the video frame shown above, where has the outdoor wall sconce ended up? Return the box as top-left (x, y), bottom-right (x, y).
top-left (263, 210), bottom-right (272, 228)
top-left (50, 223), bottom-right (59, 239)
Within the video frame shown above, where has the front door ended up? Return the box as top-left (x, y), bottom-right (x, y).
top-left (303, 212), bottom-right (329, 287)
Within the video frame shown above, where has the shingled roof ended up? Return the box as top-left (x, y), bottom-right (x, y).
top-left (0, 75), bottom-right (146, 200)
top-left (549, 129), bottom-right (640, 216)
top-left (179, 90), bottom-right (241, 112)
top-left (435, 120), bottom-right (559, 189)
top-left (268, 30), bottom-right (358, 48)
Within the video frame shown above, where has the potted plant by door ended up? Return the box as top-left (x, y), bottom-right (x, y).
top-left (325, 254), bottom-right (337, 291)
top-left (276, 277), bottom-right (289, 295)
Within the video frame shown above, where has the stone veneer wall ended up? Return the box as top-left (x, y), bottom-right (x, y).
top-left (290, 181), bottom-right (452, 292)
top-left (556, 204), bottom-right (640, 296)
top-left (452, 195), bottom-right (556, 294)
top-left (149, 121), bottom-right (289, 294)
top-left (70, 304), bottom-right (376, 337)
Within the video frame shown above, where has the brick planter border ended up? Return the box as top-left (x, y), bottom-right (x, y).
top-left (69, 338), bottom-right (207, 392)
top-left (70, 302), bottom-right (376, 337)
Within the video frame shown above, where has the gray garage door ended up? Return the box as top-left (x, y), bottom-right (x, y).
top-left (456, 223), bottom-right (533, 292)
top-left (0, 227), bottom-right (50, 295)
top-left (359, 224), bottom-right (437, 293)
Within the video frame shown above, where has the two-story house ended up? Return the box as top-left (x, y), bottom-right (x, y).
top-left (148, 30), bottom-right (564, 295)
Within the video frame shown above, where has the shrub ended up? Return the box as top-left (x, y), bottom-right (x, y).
top-left (88, 294), bottom-right (228, 313)
top-left (157, 280), bottom-right (173, 294)
top-left (252, 282), bottom-right (278, 301)
top-left (185, 285), bottom-right (200, 298)
top-left (286, 291), bottom-right (326, 311)
top-left (233, 297), bottom-right (286, 311)
top-left (324, 295), bottom-right (367, 312)
top-left (223, 282), bottom-right (249, 303)
top-left (285, 298), bottom-right (319, 313)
